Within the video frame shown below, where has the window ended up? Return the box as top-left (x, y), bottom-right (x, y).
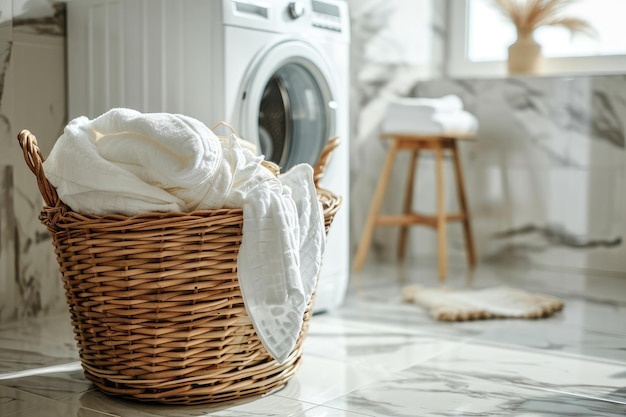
top-left (448, 0), bottom-right (626, 77)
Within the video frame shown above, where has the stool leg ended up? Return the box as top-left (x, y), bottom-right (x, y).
top-left (398, 149), bottom-right (420, 260)
top-left (451, 140), bottom-right (477, 267)
top-left (435, 142), bottom-right (447, 281)
top-left (354, 139), bottom-right (400, 272)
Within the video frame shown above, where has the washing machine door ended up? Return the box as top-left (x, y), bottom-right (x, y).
top-left (239, 40), bottom-right (337, 171)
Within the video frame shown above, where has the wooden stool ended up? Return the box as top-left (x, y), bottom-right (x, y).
top-left (353, 133), bottom-right (477, 280)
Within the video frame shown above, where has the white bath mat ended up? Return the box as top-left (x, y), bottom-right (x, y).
top-left (402, 285), bottom-right (564, 322)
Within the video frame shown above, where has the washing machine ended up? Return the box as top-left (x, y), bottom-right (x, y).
top-left (67, 0), bottom-right (350, 312)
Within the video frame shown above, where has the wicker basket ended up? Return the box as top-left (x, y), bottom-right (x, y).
top-left (17, 129), bottom-right (342, 405)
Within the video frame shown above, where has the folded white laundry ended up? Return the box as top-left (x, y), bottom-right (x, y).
top-left (389, 94), bottom-right (464, 113)
top-left (382, 95), bottom-right (479, 137)
top-left (43, 108), bottom-right (325, 364)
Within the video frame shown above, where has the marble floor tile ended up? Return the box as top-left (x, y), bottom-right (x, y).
top-left (324, 364), bottom-right (626, 417)
top-left (399, 341), bottom-right (626, 404)
top-left (0, 385), bottom-right (55, 416)
top-left (0, 346), bottom-right (77, 375)
top-left (2, 260), bottom-right (626, 416)
top-left (292, 406), bottom-right (374, 416)
top-left (336, 294), bottom-right (495, 339)
top-left (273, 355), bottom-right (393, 405)
top-left (346, 259), bottom-right (626, 343)
top-left (9, 403), bottom-right (117, 417)
top-left (337, 286), bottom-right (626, 366)
top-left (64, 389), bottom-right (317, 417)
top-left (0, 385), bottom-right (114, 417)
top-left (304, 316), bottom-right (464, 374)
top-left (0, 366), bottom-right (91, 399)
top-left (0, 313), bottom-right (78, 374)
top-left (476, 315), bottom-right (626, 362)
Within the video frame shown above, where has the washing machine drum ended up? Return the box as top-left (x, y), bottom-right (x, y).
top-left (257, 63), bottom-right (331, 170)
top-left (240, 40), bottom-right (337, 172)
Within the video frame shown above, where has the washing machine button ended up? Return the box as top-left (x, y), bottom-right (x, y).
top-left (288, 1), bottom-right (305, 19)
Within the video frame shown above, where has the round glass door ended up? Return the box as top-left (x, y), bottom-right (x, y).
top-left (258, 63), bottom-right (328, 169)
top-left (239, 41), bottom-right (336, 171)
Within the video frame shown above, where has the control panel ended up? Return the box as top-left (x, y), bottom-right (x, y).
top-left (311, 0), bottom-right (343, 32)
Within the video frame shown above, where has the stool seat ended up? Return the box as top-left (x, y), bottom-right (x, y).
top-left (354, 132), bottom-right (476, 280)
top-left (380, 132), bottom-right (476, 141)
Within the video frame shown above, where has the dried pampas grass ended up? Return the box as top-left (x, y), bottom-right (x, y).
top-left (492, 0), bottom-right (596, 38)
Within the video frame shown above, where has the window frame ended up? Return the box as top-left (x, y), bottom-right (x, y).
top-left (446, 0), bottom-right (626, 78)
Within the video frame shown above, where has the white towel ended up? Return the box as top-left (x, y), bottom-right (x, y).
top-left (389, 94), bottom-right (464, 113)
top-left (382, 95), bottom-right (479, 137)
top-left (43, 108), bottom-right (325, 363)
top-left (239, 164), bottom-right (325, 361)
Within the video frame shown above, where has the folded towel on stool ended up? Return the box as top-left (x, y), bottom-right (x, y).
top-left (382, 94), bottom-right (479, 137)
top-left (402, 285), bottom-right (564, 321)
top-left (388, 94), bottom-right (464, 113)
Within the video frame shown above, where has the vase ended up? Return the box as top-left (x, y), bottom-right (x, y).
top-left (507, 33), bottom-right (542, 75)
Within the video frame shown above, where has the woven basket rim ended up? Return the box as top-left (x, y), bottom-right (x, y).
top-left (42, 190), bottom-right (339, 230)
top-left (45, 206), bottom-right (244, 223)
top-left (50, 189), bottom-right (338, 222)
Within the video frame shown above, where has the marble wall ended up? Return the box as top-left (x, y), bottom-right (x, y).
top-left (411, 76), bottom-right (626, 274)
top-left (0, 1), bottom-right (66, 323)
top-left (349, 2), bottom-right (626, 276)
top-left (348, 0), bottom-right (448, 258)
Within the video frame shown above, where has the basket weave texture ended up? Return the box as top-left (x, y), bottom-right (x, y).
top-left (17, 129), bottom-right (342, 405)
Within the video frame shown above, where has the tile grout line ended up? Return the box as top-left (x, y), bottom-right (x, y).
top-left (517, 384), bottom-right (626, 406)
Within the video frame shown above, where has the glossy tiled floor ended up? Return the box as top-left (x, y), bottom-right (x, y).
top-left (2, 260), bottom-right (626, 416)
